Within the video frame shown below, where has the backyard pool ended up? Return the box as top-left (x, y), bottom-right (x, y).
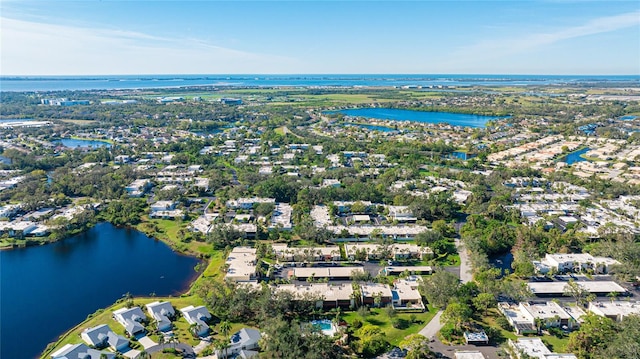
top-left (310, 319), bottom-right (337, 336)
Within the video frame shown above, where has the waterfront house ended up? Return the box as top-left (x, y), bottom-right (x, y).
top-left (180, 305), bottom-right (212, 337)
top-left (113, 306), bottom-right (146, 336)
top-left (146, 301), bottom-right (175, 332)
top-left (51, 343), bottom-right (115, 359)
top-left (80, 324), bottom-right (129, 352)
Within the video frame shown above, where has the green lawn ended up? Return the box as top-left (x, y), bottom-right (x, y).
top-left (41, 296), bottom-right (205, 359)
top-left (343, 306), bottom-right (439, 346)
top-left (541, 333), bottom-right (569, 352)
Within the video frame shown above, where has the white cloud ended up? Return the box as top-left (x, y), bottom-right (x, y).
top-left (445, 11), bottom-right (640, 69)
top-left (0, 17), bottom-right (301, 75)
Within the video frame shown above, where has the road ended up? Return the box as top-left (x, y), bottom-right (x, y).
top-left (418, 238), bottom-right (472, 340)
top-left (456, 238), bottom-right (473, 284)
top-left (418, 310), bottom-right (443, 338)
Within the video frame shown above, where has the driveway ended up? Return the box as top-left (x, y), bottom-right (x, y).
top-left (146, 343), bottom-right (196, 357)
top-left (137, 335), bottom-right (157, 349)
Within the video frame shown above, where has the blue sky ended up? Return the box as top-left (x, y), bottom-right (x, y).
top-left (1, 1), bottom-right (639, 75)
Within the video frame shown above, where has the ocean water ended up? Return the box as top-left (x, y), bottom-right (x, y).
top-left (1, 74), bottom-right (638, 92)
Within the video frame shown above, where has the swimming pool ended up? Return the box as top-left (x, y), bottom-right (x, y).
top-left (310, 319), bottom-right (337, 336)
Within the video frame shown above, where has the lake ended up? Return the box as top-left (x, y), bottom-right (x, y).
top-left (334, 108), bottom-right (504, 128)
top-left (55, 138), bottom-right (112, 149)
top-left (561, 147), bottom-right (591, 165)
top-left (0, 222), bottom-right (200, 359)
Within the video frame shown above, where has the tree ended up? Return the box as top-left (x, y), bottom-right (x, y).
top-left (472, 292), bottom-right (496, 314)
top-left (399, 334), bottom-right (436, 359)
top-left (567, 313), bottom-right (616, 359)
top-left (441, 302), bottom-right (472, 331)
top-left (597, 314), bottom-right (640, 359)
top-left (564, 279), bottom-right (588, 306)
top-left (259, 317), bottom-right (342, 359)
top-left (418, 270), bottom-right (460, 309)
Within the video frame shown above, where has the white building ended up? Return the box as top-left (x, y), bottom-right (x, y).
top-left (588, 300), bottom-right (640, 322)
top-left (225, 247), bottom-right (258, 282)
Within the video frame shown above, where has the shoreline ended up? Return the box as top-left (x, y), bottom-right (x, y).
top-left (33, 221), bottom-right (209, 359)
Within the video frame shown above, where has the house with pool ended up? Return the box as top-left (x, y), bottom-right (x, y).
top-left (391, 279), bottom-right (425, 311)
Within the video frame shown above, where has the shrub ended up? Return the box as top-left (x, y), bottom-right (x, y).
top-left (352, 318), bottom-right (363, 329)
top-left (496, 316), bottom-right (513, 331)
top-left (391, 318), bottom-right (409, 329)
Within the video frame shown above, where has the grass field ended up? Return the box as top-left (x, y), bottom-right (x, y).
top-left (343, 306), bottom-right (439, 346)
top-left (40, 296), bottom-right (205, 359)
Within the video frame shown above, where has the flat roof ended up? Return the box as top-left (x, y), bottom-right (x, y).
top-left (527, 281), bottom-right (627, 295)
top-left (276, 283), bottom-right (354, 302)
top-left (589, 300), bottom-right (640, 318)
top-left (289, 266), bottom-right (364, 279)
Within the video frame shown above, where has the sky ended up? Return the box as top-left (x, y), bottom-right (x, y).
top-left (1, 0), bottom-right (639, 75)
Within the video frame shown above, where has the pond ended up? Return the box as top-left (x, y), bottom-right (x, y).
top-left (0, 222), bottom-right (200, 359)
top-left (561, 147), bottom-right (591, 165)
top-left (55, 138), bottom-right (112, 149)
top-left (331, 108), bottom-right (506, 128)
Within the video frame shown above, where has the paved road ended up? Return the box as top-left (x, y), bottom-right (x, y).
top-left (456, 238), bottom-right (473, 284)
top-left (418, 310), bottom-right (443, 338)
top-left (417, 239), bottom-right (472, 343)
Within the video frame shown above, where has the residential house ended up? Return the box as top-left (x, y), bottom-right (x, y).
top-left (80, 324), bottom-right (129, 352)
top-left (391, 279), bottom-right (425, 311)
top-left (180, 305), bottom-right (212, 337)
top-left (216, 328), bottom-right (261, 359)
top-left (360, 283), bottom-right (393, 307)
top-left (276, 283), bottom-right (355, 310)
top-left (588, 301), bottom-right (640, 322)
top-left (51, 343), bottom-right (115, 359)
top-left (113, 306), bottom-right (146, 336)
top-left (146, 301), bottom-right (175, 332)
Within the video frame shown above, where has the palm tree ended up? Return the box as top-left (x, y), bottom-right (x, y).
top-left (220, 320), bottom-right (231, 338)
top-left (189, 322), bottom-right (200, 338)
top-left (157, 334), bottom-right (165, 347)
top-left (137, 350), bottom-right (150, 359)
top-left (534, 317), bottom-right (544, 335)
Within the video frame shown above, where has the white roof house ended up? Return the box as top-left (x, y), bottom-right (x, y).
top-left (276, 283), bottom-right (355, 309)
top-left (80, 324), bottom-right (129, 352)
top-left (51, 343), bottom-right (115, 359)
top-left (509, 338), bottom-right (576, 359)
top-left (113, 306), bottom-right (146, 336)
top-left (217, 328), bottom-right (262, 359)
top-left (180, 305), bottom-right (212, 336)
top-left (146, 301), bottom-right (175, 332)
top-left (588, 301), bottom-right (640, 322)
